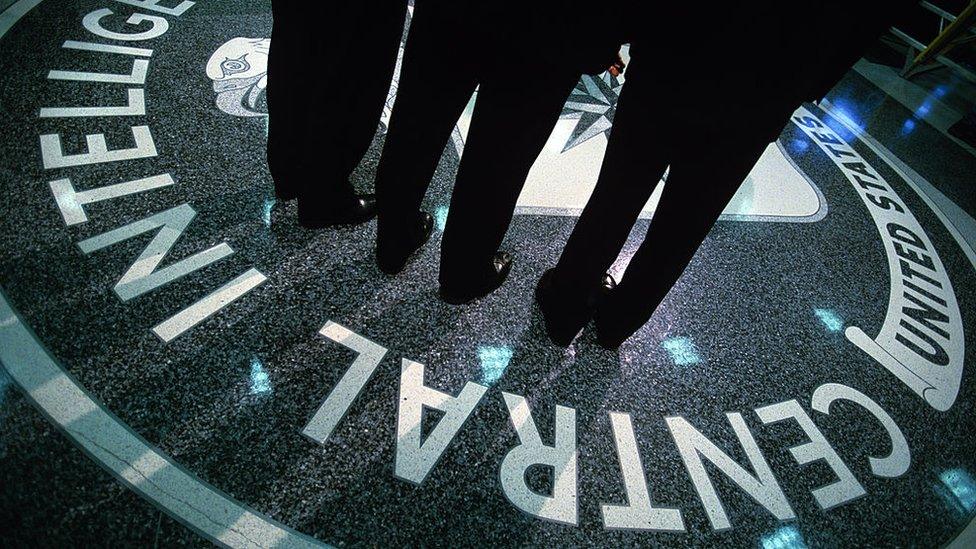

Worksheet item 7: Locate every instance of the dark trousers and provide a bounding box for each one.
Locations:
[551,63,771,341]
[374,2,580,285]
[266,1,407,205]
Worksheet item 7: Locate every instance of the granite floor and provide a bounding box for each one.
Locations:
[1,1,975,547]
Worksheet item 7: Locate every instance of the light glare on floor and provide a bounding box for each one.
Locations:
[250,357,272,395]
[760,525,807,549]
[661,337,701,366]
[262,198,276,227]
[939,468,976,514]
[790,138,810,153]
[901,118,917,135]
[825,98,866,138]
[813,308,844,332]
[478,345,513,385]
[435,205,449,232]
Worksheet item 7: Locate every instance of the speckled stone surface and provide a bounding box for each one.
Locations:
[1,1,975,547]
[827,58,976,219]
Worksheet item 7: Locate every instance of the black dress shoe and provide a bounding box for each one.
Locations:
[439,251,513,305]
[376,211,434,275]
[593,297,641,351]
[298,194,377,229]
[594,316,630,351]
[535,269,616,347]
[271,173,298,201]
[275,186,298,202]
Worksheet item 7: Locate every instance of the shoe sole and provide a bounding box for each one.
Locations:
[440,264,512,305]
[377,215,434,275]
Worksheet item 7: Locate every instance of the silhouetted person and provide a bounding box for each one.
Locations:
[266,1,407,228]
[374,0,620,304]
[536,1,912,348]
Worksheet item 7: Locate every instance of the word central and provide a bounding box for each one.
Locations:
[302,322,911,532]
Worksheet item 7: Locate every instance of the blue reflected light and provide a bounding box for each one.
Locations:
[478,345,513,386]
[760,525,807,549]
[825,99,866,140]
[661,337,701,366]
[249,357,272,395]
[901,119,916,136]
[899,85,950,137]
[814,308,844,332]
[262,198,276,227]
[434,205,449,232]
[790,138,810,154]
[914,102,932,118]
[938,468,976,515]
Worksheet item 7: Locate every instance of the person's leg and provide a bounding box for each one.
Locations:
[532,74,667,344]
[266,1,310,200]
[290,2,409,226]
[326,0,409,187]
[595,134,771,346]
[268,2,358,207]
[438,69,581,290]
[374,3,478,260]
[549,77,668,303]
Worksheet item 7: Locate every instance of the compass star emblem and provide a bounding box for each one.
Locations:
[560,71,623,152]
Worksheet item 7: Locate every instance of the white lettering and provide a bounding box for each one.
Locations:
[811,383,910,478]
[394,360,487,484]
[77,203,233,301]
[50,173,175,226]
[40,89,146,118]
[499,393,578,525]
[114,0,195,16]
[755,399,865,510]
[602,412,684,532]
[667,414,794,531]
[152,268,266,343]
[302,324,388,445]
[40,125,157,169]
[82,9,169,42]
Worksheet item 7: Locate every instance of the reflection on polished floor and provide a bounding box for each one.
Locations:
[1,0,976,547]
